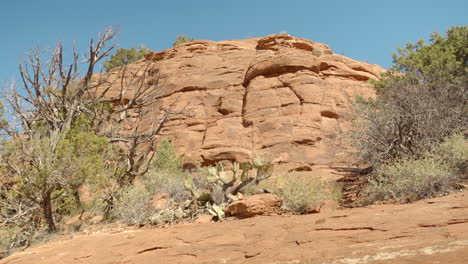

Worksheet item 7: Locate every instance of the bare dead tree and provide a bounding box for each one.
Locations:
[0,27,176,236]
[351,74,467,169]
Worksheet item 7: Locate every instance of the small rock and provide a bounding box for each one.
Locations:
[80,212,93,221]
[149,214,163,225]
[307,200,338,214]
[195,214,213,224]
[320,200,338,213]
[174,207,185,219]
[226,193,283,218]
[64,212,96,231]
[90,215,103,225]
[159,209,174,222]
[66,211,92,225]
[149,193,171,210]
[65,215,82,226]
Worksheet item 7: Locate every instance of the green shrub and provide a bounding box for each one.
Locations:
[262,174,340,214]
[152,138,183,172]
[113,183,155,225]
[364,133,467,204]
[0,228,11,254]
[143,170,190,202]
[103,45,152,72]
[112,169,189,225]
[352,26,467,169]
[0,120,115,234]
[365,156,456,203]
[435,133,468,176]
[173,35,195,47]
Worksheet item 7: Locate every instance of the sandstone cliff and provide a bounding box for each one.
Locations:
[99,35,384,171]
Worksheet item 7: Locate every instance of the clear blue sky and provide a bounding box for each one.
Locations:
[1,0,466,83]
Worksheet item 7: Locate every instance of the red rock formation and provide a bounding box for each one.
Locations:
[226,193,283,218]
[99,35,384,171]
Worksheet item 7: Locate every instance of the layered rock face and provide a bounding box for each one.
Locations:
[102,35,384,171]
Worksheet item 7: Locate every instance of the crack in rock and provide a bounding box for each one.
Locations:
[137,246,169,254]
[314,227,386,232]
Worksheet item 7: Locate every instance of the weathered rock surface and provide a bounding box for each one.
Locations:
[226,193,283,218]
[3,191,467,264]
[149,193,171,210]
[64,212,94,231]
[97,35,384,171]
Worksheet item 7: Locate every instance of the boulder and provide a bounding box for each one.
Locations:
[89,215,103,225]
[307,199,339,214]
[65,212,94,231]
[226,193,283,218]
[194,214,213,224]
[149,193,171,210]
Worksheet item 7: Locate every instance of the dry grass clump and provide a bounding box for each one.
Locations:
[365,156,455,203]
[112,170,188,225]
[261,173,341,214]
[364,134,467,204]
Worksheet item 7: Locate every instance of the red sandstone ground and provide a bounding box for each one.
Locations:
[2,190,467,264]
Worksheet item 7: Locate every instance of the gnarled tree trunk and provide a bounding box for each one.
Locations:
[41,190,56,233]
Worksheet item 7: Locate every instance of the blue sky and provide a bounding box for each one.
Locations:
[0,0,466,83]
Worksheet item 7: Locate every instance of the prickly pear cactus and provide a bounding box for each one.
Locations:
[207,204,225,220]
[180,157,273,220]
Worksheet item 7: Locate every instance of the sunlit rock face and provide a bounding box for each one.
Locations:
[99,35,384,171]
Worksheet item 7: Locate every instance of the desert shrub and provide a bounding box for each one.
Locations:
[112,169,189,225]
[352,26,467,169]
[0,119,115,233]
[262,174,340,214]
[311,49,322,56]
[173,35,195,46]
[103,45,152,72]
[0,229,8,257]
[391,26,467,84]
[435,133,468,176]
[365,156,456,203]
[152,138,183,173]
[0,29,172,254]
[143,170,190,202]
[352,75,466,168]
[364,134,467,204]
[113,183,153,225]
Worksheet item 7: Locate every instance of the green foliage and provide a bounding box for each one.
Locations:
[0,118,117,246]
[114,183,153,225]
[152,138,183,172]
[0,102,8,135]
[184,157,274,206]
[433,133,468,177]
[112,169,189,226]
[261,174,340,214]
[103,45,152,72]
[353,27,467,206]
[391,26,467,83]
[0,28,161,252]
[366,156,454,203]
[143,169,190,202]
[173,35,196,47]
[364,134,467,204]
[353,26,467,168]
[311,49,323,56]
